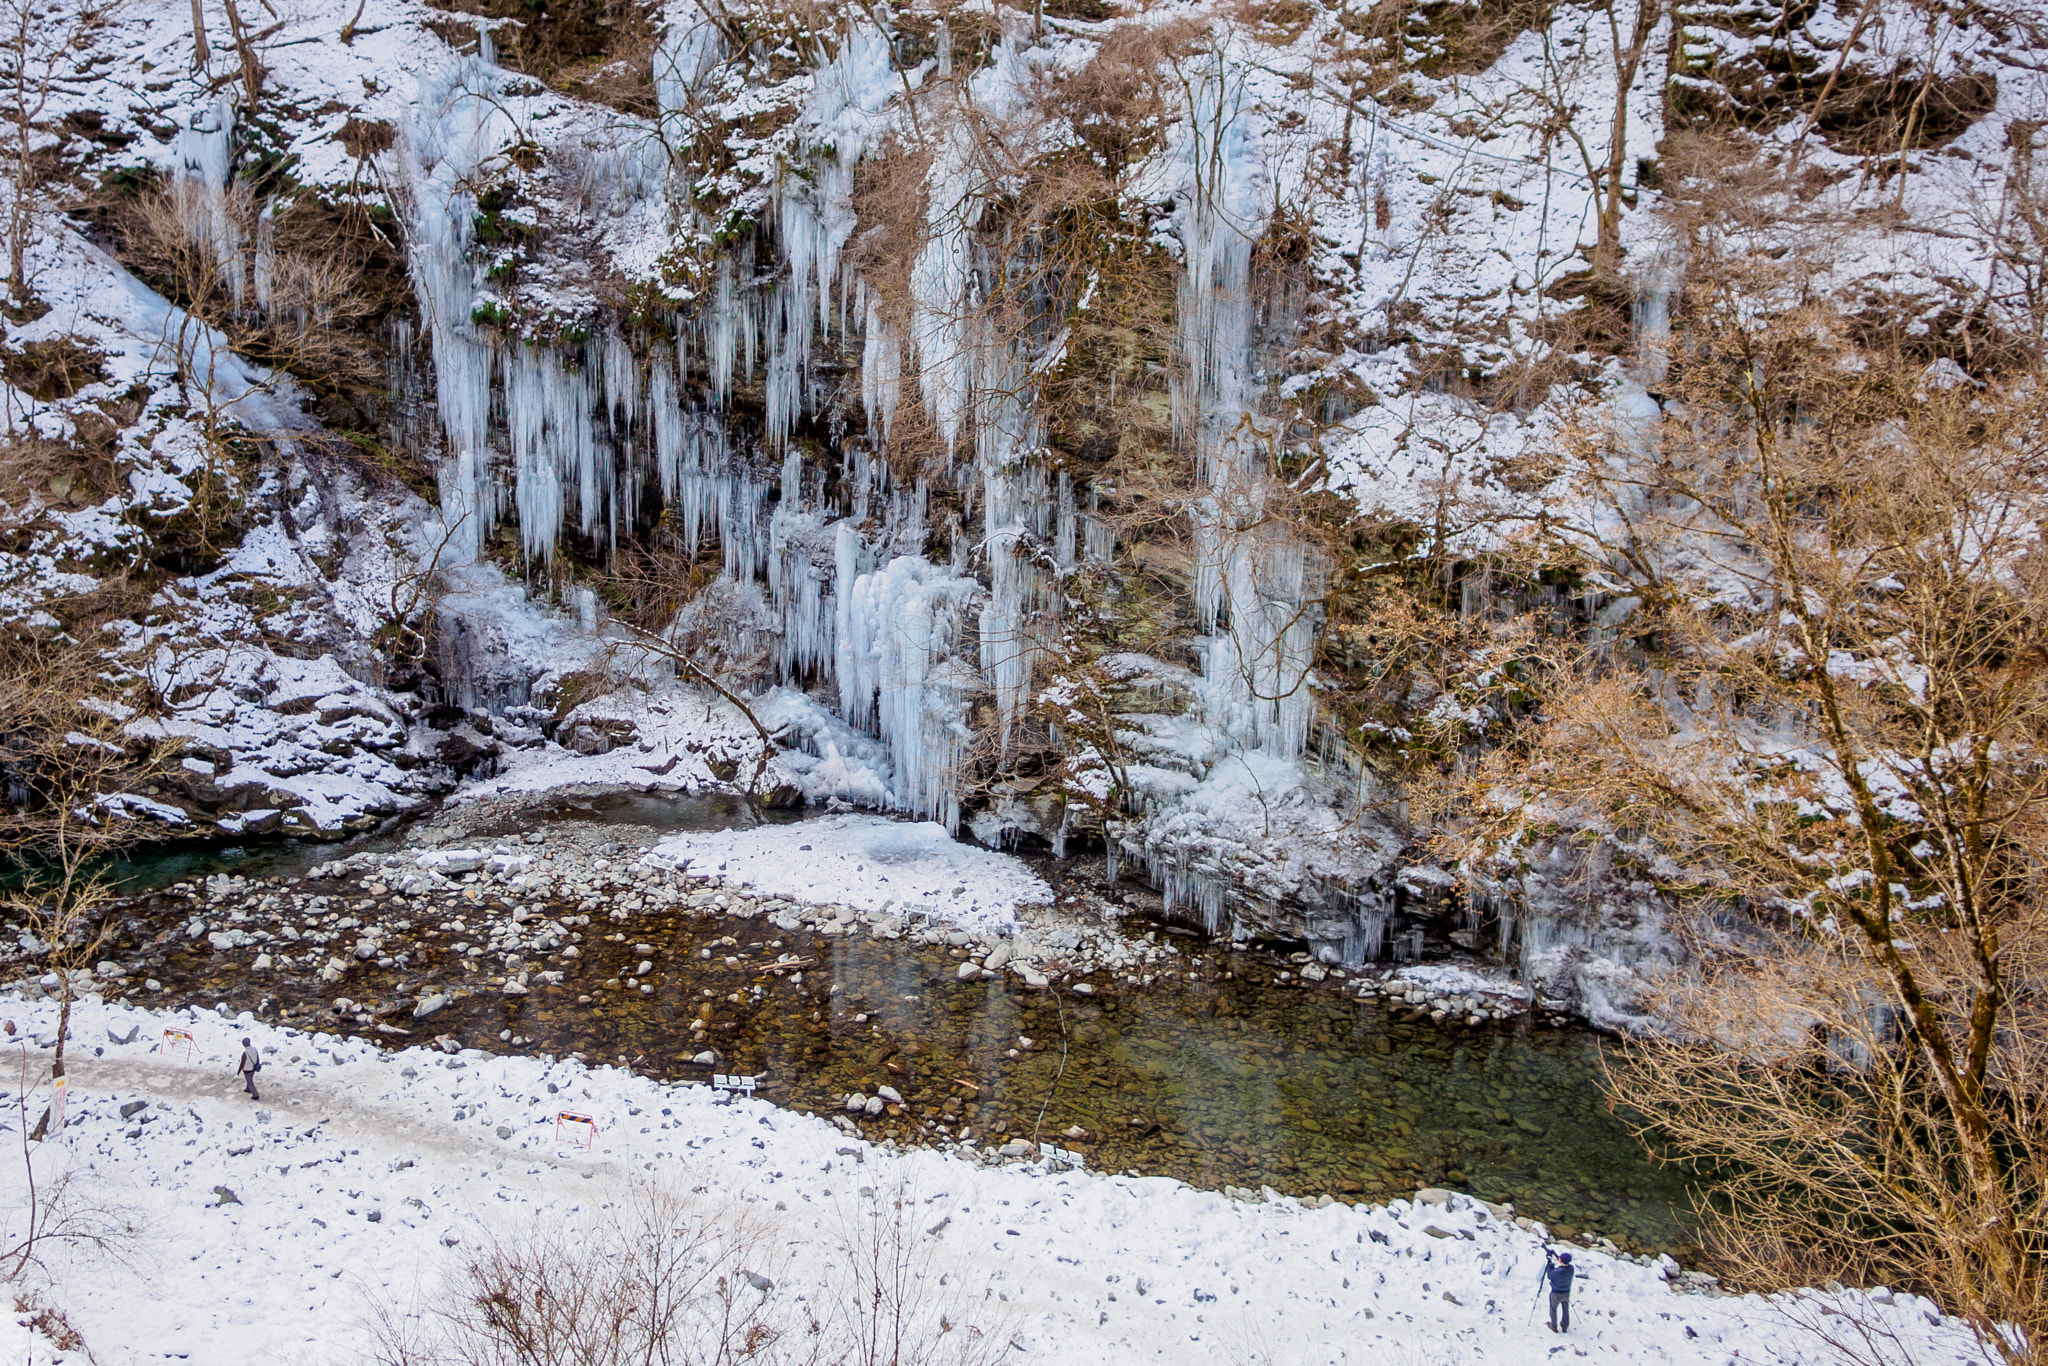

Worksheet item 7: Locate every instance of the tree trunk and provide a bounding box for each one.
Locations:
[190,0,210,71]
[221,0,262,107]
[1594,0,1662,275]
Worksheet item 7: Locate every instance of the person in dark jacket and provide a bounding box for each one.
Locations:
[237,1038,262,1100]
[1544,1249,1575,1332]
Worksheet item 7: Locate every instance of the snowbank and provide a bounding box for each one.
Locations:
[0,996,1987,1365]
[644,815,1053,932]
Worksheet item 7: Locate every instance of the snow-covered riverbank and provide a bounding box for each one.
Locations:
[0,995,1987,1365]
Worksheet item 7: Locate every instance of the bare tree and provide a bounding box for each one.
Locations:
[0,0,117,307]
[372,1184,792,1366]
[827,1177,1007,1366]
[120,173,384,552]
[1513,0,1664,279]
[1437,218,2048,1357]
[372,1177,1006,1366]
[0,643,172,1138]
[188,0,208,72]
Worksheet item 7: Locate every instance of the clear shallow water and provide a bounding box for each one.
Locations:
[9,827,407,894]
[125,860,1700,1258]
[469,790,809,835]
[53,792,799,895]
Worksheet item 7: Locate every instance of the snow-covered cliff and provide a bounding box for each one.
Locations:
[2,0,2039,1012]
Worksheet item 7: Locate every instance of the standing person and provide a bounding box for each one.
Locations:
[237,1037,262,1100]
[1543,1248,1575,1332]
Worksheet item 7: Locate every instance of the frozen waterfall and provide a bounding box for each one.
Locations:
[1175,55,1321,763]
[388,23,1320,844]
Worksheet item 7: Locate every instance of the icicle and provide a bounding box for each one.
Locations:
[763,277,807,450]
[1146,845,1228,935]
[504,346,607,562]
[834,521,866,724]
[861,296,901,445]
[837,554,982,831]
[787,26,891,321]
[396,49,516,563]
[1169,50,1322,764]
[649,345,683,501]
[173,96,243,309]
[251,200,277,312]
[654,4,727,154]
[603,327,639,431]
[976,379,1049,749]
[706,265,733,404]
[1082,514,1114,564]
[1055,472,1076,568]
[910,133,981,458]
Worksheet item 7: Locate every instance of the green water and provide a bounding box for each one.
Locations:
[39,791,794,895]
[3,829,400,895]
[467,790,808,837]
[128,883,1700,1257]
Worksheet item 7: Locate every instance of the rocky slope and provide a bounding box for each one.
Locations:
[2,0,2039,1019]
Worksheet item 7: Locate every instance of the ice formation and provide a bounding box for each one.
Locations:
[386,20,1331,867]
[397,36,509,564]
[1174,55,1320,764]
[171,97,243,307]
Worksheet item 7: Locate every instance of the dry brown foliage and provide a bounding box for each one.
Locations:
[1425,195,2048,1357]
[427,0,661,115]
[0,639,172,1110]
[372,1178,1008,1366]
[0,0,120,308]
[121,182,385,394]
[113,179,391,551]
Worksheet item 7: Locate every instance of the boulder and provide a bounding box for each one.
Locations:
[435,732,497,776]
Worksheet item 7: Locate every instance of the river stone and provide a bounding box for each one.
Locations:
[877,1085,904,1105]
[984,943,1013,971]
[955,962,979,981]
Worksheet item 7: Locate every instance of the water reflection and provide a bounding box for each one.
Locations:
[144,892,1697,1257]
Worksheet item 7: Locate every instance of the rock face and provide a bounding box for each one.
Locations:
[15,0,2014,1013]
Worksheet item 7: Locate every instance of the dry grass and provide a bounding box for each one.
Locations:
[1418,199,2048,1357]
[370,1178,1009,1366]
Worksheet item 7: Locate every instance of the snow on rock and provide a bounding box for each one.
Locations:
[0,994,1993,1365]
[645,815,1052,932]
[0,216,475,835]
[9,0,2040,1006]
[1389,964,1535,1004]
